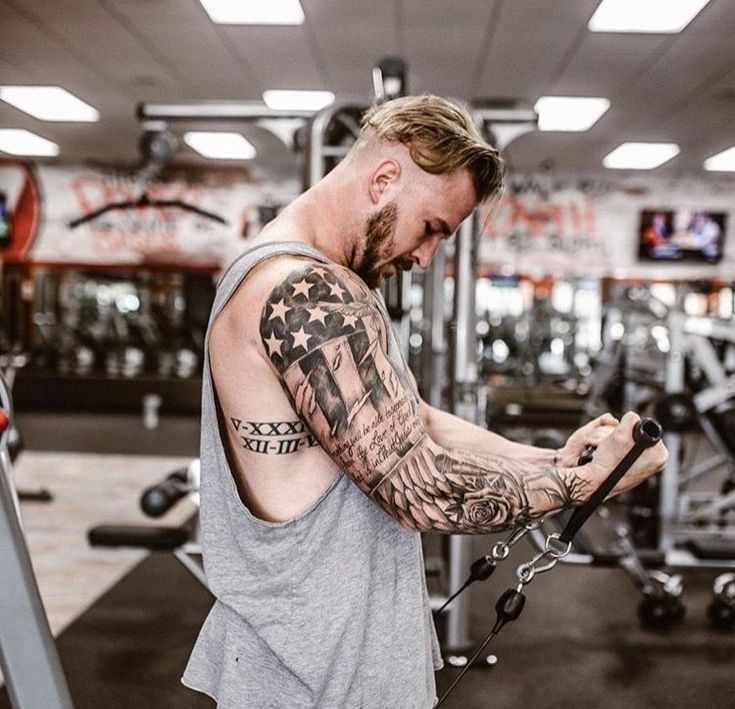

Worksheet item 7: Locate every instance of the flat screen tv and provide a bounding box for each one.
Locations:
[639,209,727,263]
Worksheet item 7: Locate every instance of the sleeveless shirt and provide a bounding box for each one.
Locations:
[182,242,442,708]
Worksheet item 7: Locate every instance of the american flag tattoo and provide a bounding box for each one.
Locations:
[260,264,405,437]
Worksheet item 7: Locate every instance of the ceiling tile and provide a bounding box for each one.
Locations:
[0,0,732,171]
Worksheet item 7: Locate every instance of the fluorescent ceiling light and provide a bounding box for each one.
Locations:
[140,102,315,119]
[0,129,59,156]
[263,90,335,111]
[603,142,680,170]
[534,96,610,131]
[704,146,735,172]
[184,132,256,159]
[588,0,711,33]
[0,86,99,122]
[199,0,304,25]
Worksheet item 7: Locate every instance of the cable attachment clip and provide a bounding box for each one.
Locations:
[515,532,572,588]
[489,523,537,563]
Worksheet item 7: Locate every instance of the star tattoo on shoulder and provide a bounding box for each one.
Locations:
[259,263,379,374]
[263,332,283,358]
[308,306,328,325]
[291,327,311,351]
[291,279,312,298]
[328,281,345,300]
[269,299,290,323]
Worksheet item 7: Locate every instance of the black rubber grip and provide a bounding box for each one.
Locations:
[634,418,663,447]
[88,524,190,550]
[140,469,189,518]
[496,588,526,623]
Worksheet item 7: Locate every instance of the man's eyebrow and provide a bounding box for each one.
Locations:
[437,219,451,236]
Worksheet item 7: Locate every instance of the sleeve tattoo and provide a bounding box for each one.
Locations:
[260,263,595,533]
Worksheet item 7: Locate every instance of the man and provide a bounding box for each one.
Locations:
[182,95,668,708]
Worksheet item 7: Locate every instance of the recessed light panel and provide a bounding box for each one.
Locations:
[588,0,711,33]
[184,132,256,160]
[262,90,335,111]
[0,129,59,156]
[0,86,99,122]
[704,146,735,172]
[199,0,304,25]
[603,142,680,169]
[534,96,610,131]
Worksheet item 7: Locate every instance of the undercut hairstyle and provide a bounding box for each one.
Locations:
[359,95,506,203]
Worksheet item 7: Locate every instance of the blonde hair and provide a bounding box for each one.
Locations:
[359,95,505,203]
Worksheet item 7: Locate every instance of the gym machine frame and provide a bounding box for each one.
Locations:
[0,372,74,708]
[88,460,205,586]
[411,105,537,654]
[659,309,735,559]
[539,289,735,628]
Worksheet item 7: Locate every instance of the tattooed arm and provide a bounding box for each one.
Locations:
[260,262,667,534]
[405,367,617,466]
[419,403,619,469]
[420,402,555,463]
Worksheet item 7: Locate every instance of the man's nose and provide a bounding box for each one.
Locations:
[411,236,441,269]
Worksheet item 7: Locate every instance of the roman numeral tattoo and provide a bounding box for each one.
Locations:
[258,263,594,533]
[229,417,318,455]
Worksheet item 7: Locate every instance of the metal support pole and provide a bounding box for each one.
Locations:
[444,215,479,651]
[450,217,479,400]
[0,374,73,709]
[396,271,412,358]
[659,311,685,553]
[421,243,447,408]
[307,101,364,188]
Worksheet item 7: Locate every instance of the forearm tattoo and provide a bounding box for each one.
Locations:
[260,263,594,533]
[376,446,593,533]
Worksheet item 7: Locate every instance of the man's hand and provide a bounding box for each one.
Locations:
[558,413,619,468]
[586,412,669,496]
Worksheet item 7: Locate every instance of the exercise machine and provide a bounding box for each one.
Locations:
[88,459,205,587]
[435,419,663,705]
[0,371,73,708]
[550,284,735,629]
[0,347,52,501]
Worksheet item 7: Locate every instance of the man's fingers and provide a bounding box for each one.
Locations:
[619,411,641,429]
[581,412,619,435]
[585,424,616,446]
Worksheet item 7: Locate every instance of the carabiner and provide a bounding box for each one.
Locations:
[544,532,572,559]
[490,523,536,562]
[516,550,559,586]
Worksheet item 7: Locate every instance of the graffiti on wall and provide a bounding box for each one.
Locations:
[69,173,212,259]
[30,166,299,267]
[478,174,733,278]
[480,176,608,274]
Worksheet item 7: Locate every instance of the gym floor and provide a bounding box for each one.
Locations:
[1,412,733,708]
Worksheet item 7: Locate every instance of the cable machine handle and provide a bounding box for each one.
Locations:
[559,418,662,545]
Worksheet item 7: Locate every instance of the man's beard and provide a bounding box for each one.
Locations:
[355,201,404,289]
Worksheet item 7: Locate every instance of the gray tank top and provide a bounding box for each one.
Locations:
[182,241,442,708]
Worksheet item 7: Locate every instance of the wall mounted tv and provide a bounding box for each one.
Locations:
[639,209,727,263]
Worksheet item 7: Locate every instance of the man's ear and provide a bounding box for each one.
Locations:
[368,158,401,205]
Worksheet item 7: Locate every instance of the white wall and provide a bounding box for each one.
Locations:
[480,172,735,280]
